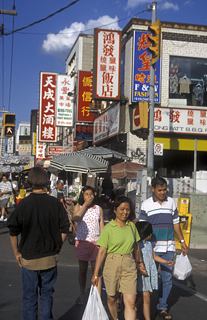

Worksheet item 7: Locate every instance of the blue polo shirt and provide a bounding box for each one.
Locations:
[139,196,179,253]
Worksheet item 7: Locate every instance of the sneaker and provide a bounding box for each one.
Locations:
[3,217,7,222]
[0,216,4,222]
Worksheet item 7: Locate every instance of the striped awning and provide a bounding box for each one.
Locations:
[49,152,108,174]
[79,146,129,161]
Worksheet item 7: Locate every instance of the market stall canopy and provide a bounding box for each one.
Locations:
[79,146,129,161]
[49,152,108,174]
[0,156,34,173]
[111,161,143,179]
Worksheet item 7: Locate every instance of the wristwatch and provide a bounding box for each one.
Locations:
[180,239,185,244]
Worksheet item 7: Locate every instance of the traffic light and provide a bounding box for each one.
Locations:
[148,19,161,65]
[4,126,15,137]
[3,113,16,137]
[3,113,16,125]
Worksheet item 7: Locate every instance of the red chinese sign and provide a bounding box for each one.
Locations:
[39,72,57,142]
[77,71,96,122]
[94,29,121,100]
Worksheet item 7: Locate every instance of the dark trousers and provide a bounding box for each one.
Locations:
[21,266,57,320]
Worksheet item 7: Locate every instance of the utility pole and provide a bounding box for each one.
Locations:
[147,1,157,176]
[0,9,17,16]
[0,7,17,35]
[0,8,17,155]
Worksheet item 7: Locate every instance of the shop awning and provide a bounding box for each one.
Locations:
[49,152,108,174]
[111,161,143,179]
[79,146,129,161]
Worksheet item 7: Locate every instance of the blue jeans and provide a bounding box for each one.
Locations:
[21,266,57,320]
[156,251,175,311]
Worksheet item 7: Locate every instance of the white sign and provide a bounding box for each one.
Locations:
[56,74,74,127]
[94,29,121,100]
[93,104,120,143]
[7,137,14,154]
[154,107,207,135]
[154,143,163,156]
[36,141,46,160]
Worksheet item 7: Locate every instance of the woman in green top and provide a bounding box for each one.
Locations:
[92,196,144,320]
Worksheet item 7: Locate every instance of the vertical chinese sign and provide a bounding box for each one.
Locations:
[94,29,121,100]
[39,72,57,142]
[77,71,95,122]
[56,74,74,127]
[132,31,160,103]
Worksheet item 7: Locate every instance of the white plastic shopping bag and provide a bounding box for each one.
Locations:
[173,253,192,280]
[82,285,109,320]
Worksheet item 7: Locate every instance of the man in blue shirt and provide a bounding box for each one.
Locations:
[139,176,188,320]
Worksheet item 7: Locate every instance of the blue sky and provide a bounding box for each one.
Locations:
[0,0,207,124]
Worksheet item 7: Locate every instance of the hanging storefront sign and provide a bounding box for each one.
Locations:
[77,71,96,122]
[7,137,14,154]
[36,141,46,160]
[39,72,57,142]
[47,146,73,155]
[154,107,207,135]
[56,74,74,127]
[32,132,36,156]
[132,31,160,103]
[75,124,93,141]
[93,104,120,143]
[94,29,121,100]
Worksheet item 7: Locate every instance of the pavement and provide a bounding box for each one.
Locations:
[0,221,207,319]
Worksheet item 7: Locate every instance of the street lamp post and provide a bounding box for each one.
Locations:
[147,0,157,177]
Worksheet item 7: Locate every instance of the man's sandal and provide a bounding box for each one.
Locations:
[159,310,172,320]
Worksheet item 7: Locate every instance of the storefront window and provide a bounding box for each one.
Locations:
[169,56,207,107]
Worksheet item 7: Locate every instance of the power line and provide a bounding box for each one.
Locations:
[4,0,80,36]
[8,0,16,110]
[4,8,150,37]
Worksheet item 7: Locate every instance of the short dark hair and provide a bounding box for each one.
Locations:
[151,176,167,188]
[1,174,8,180]
[113,195,132,210]
[135,221,153,241]
[78,185,96,205]
[112,195,135,220]
[28,167,49,189]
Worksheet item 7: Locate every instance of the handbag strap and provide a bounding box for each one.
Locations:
[129,222,136,244]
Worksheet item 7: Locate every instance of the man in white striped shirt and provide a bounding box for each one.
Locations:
[139,176,188,320]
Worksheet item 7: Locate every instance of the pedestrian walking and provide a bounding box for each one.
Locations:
[139,176,188,320]
[72,185,104,304]
[0,174,12,222]
[136,221,174,320]
[7,166,69,320]
[92,196,142,320]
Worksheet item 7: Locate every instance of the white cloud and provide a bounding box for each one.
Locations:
[127,0,179,11]
[160,1,179,11]
[42,15,120,53]
[127,0,149,8]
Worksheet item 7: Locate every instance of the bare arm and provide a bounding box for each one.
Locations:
[91,246,107,286]
[134,242,148,276]
[61,233,68,242]
[10,235,22,267]
[153,252,174,266]
[174,223,188,255]
[99,207,104,232]
[72,202,90,221]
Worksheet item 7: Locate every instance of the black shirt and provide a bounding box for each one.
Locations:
[7,193,69,260]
